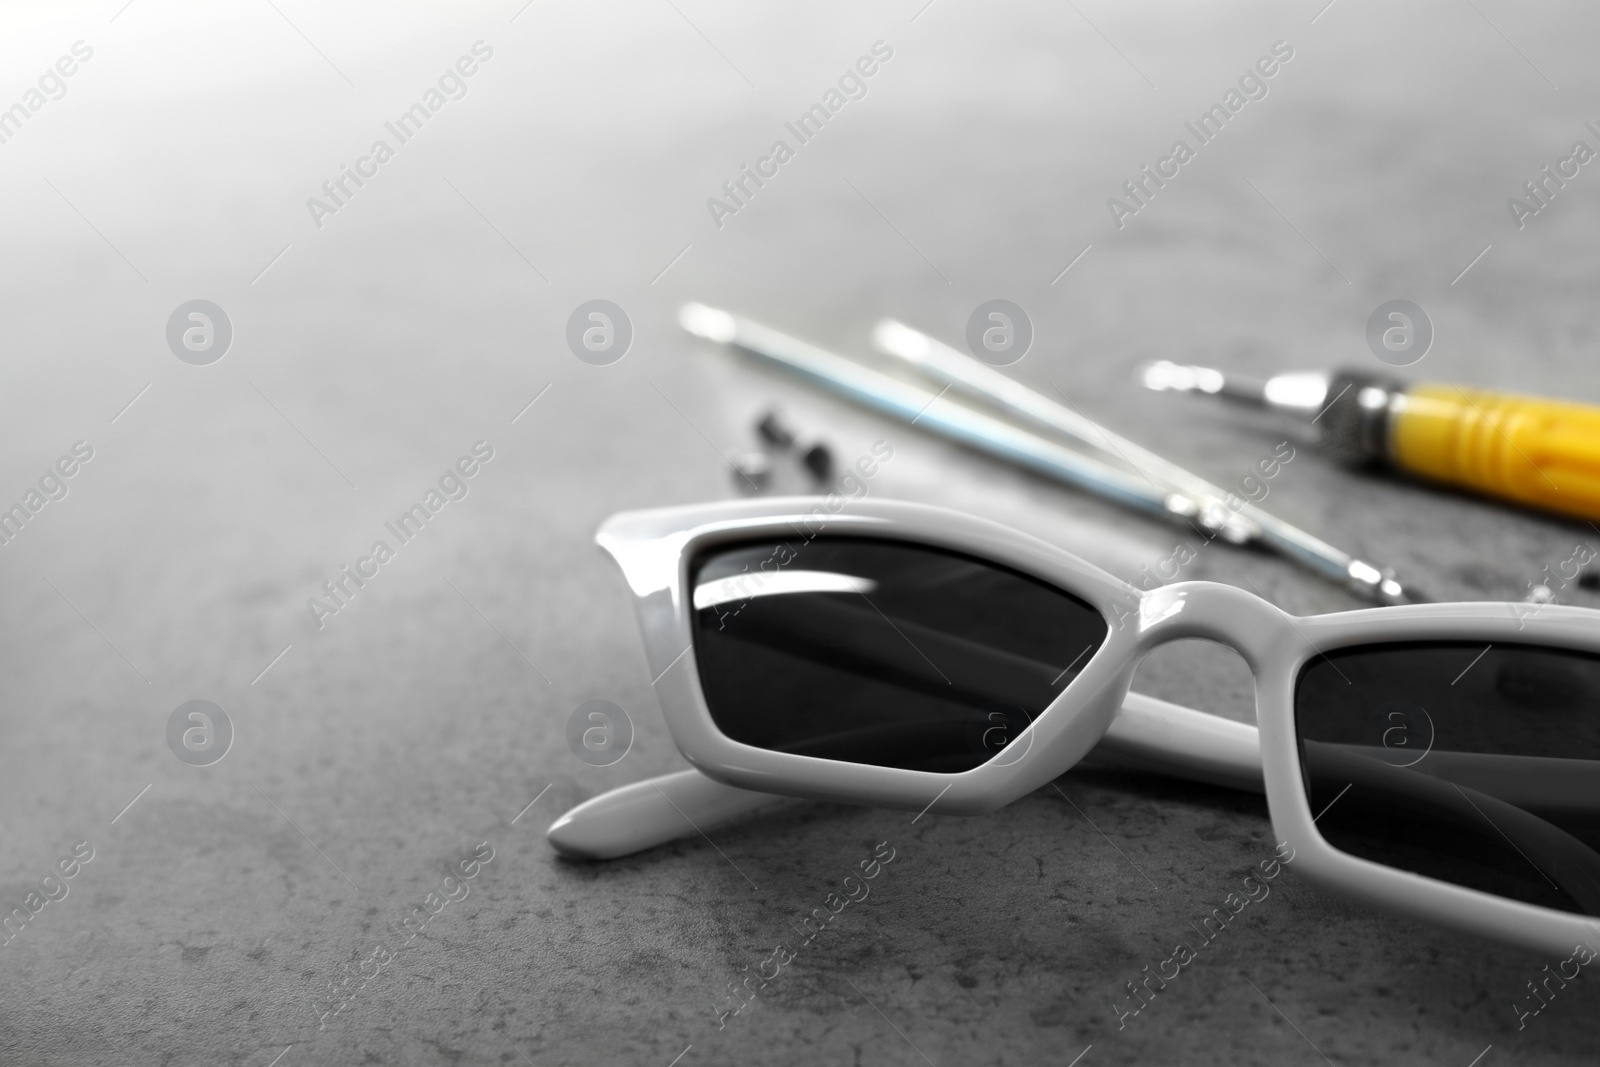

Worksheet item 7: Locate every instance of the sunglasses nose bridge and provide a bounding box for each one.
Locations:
[1131,580,1286,672]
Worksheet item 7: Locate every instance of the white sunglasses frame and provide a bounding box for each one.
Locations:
[584,495,1600,957]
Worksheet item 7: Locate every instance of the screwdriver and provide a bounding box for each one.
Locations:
[871,320,1417,603]
[1140,362,1600,524]
[680,303,1421,605]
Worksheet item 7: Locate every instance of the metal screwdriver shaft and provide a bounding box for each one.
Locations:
[680,304,1421,605]
[875,323,1417,604]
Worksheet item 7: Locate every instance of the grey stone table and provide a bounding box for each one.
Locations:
[0,1,1596,1063]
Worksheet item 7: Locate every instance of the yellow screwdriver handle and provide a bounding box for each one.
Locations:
[1389,383,1600,522]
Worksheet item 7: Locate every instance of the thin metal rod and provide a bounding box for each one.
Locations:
[876,320,1247,512]
[872,320,1418,605]
[681,304,1203,529]
[679,304,1419,605]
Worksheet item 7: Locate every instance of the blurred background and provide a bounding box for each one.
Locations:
[1,0,1597,1063]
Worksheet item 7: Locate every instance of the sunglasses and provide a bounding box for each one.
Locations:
[549,497,1600,956]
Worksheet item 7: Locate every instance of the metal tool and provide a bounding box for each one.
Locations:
[681,303,1193,522]
[680,303,1421,605]
[871,321,1414,604]
[1141,361,1600,525]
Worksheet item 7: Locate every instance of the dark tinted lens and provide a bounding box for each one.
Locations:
[1296,642,1600,915]
[690,537,1108,772]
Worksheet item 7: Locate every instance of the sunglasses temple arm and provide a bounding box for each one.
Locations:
[546,767,786,860]
[546,692,1264,860]
[1093,691,1263,794]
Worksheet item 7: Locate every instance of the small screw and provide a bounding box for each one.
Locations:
[801,442,834,483]
[756,410,795,449]
[753,408,833,484]
[730,451,771,492]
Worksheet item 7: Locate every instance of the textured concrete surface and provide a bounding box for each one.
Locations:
[0,1,1597,1064]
